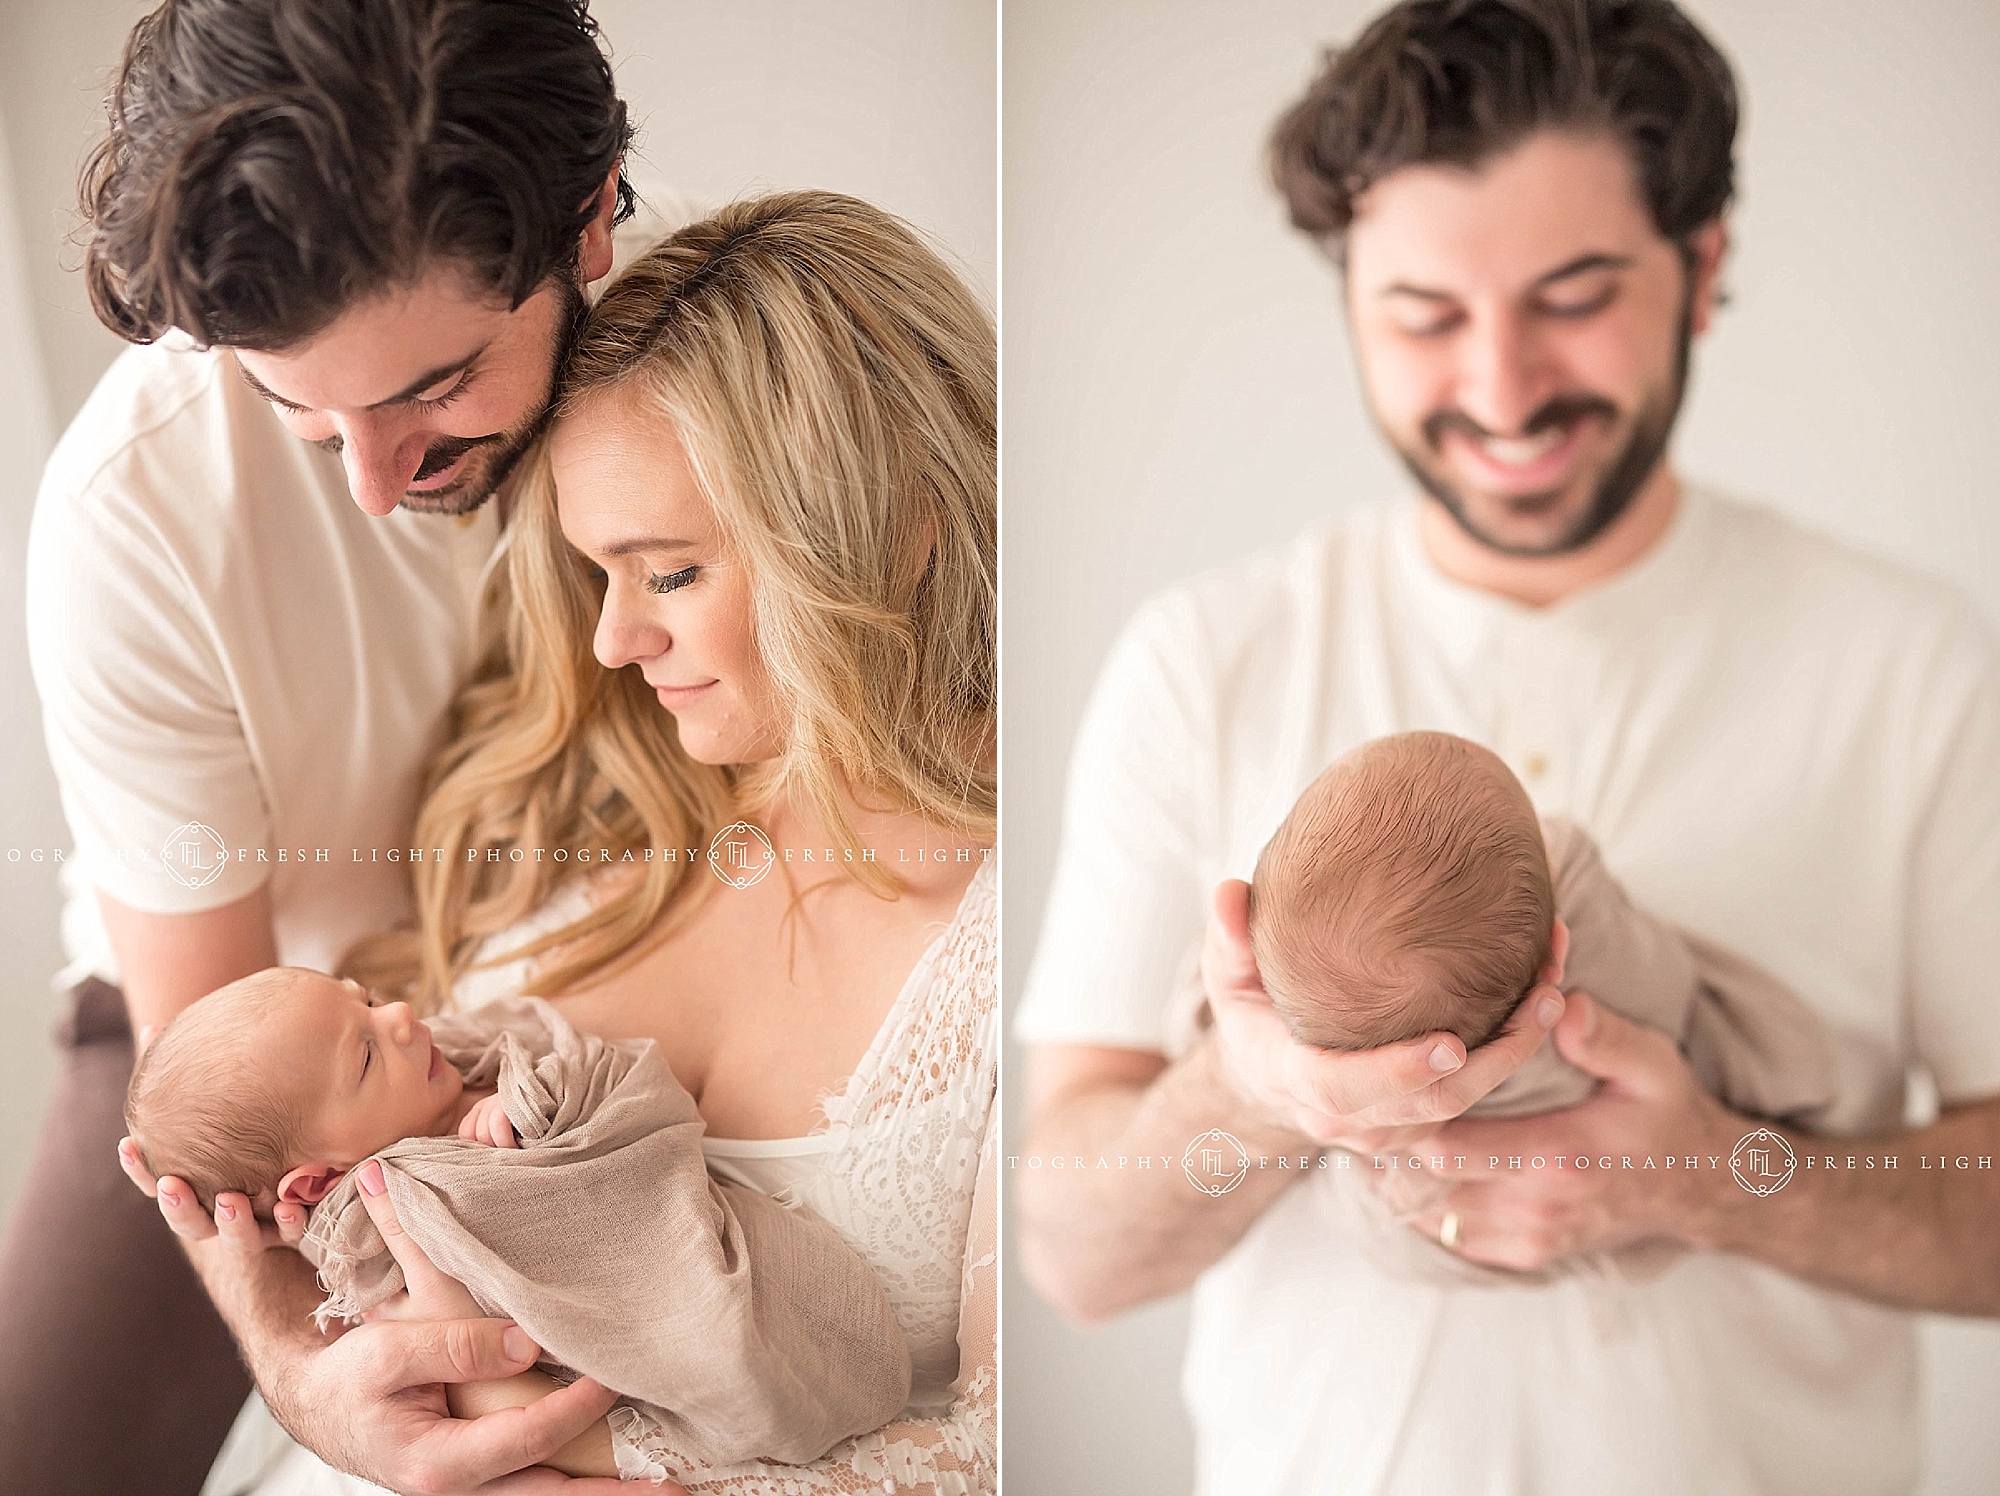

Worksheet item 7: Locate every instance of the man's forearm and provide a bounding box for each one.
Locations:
[184,1238,335,1416]
[1692,1098,2000,1316]
[1018,1034,1319,1320]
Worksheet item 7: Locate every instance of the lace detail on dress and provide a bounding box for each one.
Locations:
[607,1402,682,1484]
[681,1116,998,1495]
[682,858,998,1494]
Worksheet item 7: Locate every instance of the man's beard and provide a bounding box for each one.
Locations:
[395,276,591,517]
[1387,291,1694,559]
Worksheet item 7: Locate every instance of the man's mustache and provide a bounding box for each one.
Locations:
[310,429,505,483]
[410,432,502,482]
[1422,393,1620,451]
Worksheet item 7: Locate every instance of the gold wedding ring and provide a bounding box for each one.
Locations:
[1439,1210,1462,1252]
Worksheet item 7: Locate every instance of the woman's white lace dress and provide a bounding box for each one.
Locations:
[223,857,995,1496]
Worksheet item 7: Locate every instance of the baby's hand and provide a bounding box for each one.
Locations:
[457,1094,519,1149]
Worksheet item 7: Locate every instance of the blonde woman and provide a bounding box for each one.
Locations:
[251,191,995,1494]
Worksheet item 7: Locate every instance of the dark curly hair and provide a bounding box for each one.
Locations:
[1270,0,1737,258]
[80,0,635,349]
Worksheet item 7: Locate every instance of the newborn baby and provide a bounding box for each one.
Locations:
[125,970,910,1482]
[1247,730,1842,1287]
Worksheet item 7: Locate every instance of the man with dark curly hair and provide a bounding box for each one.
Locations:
[1019,3,2000,1492]
[1,4,673,1492]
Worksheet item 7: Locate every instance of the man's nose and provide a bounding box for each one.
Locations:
[335,419,429,517]
[1453,310,1553,436]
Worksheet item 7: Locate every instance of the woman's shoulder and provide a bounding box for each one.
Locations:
[826,856,997,1135]
[931,856,997,1012]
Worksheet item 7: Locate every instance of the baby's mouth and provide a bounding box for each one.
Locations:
[427,1042,442,1080]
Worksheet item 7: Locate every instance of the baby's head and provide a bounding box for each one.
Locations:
[1248,732,1555,1051]
[125,967,463,1216]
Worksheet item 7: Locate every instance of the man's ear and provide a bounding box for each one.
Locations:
[1687,217,1730,337]
[576,165,623,286]
[276,1162,347,1208]
[1543,917,1571,990]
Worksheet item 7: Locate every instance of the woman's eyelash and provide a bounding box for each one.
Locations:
[645,565,699,595]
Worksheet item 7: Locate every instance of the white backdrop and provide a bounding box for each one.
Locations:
[1001,0,2000,1491]
[0,0,996,1219]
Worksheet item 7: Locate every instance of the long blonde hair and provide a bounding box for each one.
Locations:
[351,191,996,1011]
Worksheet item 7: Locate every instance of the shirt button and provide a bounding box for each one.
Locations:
[1522,751,1549,781]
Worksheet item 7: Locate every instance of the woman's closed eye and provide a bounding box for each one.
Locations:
[645,564,699,595]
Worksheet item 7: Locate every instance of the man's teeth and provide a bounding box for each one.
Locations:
[1477,428,1567,466]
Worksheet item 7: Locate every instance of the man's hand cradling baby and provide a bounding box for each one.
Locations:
[458,1095,520,1150]
[1202,878,1566,1146]
[122,1030,294,1248]
[116,1136,309,1251]
[353,1160,661,1492]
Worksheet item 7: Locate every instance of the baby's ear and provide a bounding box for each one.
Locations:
[276,1162,347,1207]
[1542,918,1571,989]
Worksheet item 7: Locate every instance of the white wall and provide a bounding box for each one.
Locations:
[0,0,995,1216]
[0,94,67,1231]
[1001,0,2000,1492]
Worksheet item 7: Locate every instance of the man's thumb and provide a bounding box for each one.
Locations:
[1212,878,1251,944]
[1552,990,1667,1089]
[418,1318,541,1385]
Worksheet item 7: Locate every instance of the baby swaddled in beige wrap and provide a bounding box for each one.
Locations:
[125,973,910,1482]
[1246,731,1844,1290]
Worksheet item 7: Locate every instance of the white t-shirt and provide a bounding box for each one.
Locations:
[1015,487,2000,1496]
[26,202,683,988]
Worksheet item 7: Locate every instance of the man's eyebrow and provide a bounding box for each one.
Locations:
[233,359,308,411]
[1378,281,1457,303]
[599,536,697,558]
[1530,252,1634,288]
[1377,253,1635,302]
[233,346,488,413]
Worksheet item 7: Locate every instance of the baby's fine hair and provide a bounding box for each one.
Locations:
[1248,732,1553,1050]
[124,967,309,1214]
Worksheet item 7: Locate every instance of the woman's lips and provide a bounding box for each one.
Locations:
[653,680,717,710]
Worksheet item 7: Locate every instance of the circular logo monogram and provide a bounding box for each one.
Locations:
[1182,1128,1250,1196]
[160,821,230,890]
[707,820,776,889]
[1729,1127,1797,1195]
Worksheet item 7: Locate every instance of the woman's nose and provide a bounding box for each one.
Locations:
[594,585,669,671]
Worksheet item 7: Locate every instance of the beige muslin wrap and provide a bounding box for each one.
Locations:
[300,997,911,1470]
[1326,816,1849,1288]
